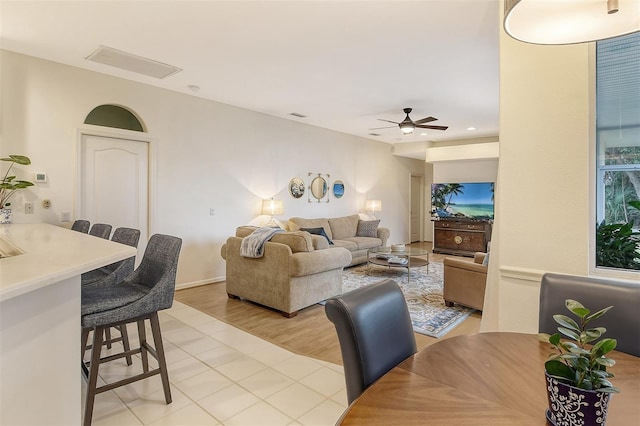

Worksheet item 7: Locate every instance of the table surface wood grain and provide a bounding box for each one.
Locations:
[339,332,640,425]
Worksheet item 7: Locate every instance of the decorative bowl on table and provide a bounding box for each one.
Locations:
[391,244,405,252]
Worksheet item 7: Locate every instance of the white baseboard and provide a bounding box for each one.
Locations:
[176,276,225,291]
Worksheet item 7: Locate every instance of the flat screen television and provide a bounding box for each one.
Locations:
[431,182,494,221]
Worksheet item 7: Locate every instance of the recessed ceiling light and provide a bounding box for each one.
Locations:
[467,127,476,131]
[420,132,428,136]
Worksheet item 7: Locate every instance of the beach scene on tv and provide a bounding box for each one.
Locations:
[431,182,495,220]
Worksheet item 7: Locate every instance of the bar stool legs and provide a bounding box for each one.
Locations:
[82,313,171,426]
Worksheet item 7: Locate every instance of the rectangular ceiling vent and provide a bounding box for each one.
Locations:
[369,133,381,136]
[289,112,307,118]
[86,46,182,79]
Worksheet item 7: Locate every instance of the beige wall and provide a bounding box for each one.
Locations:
[482,6,592,332]
[1,50,427,288]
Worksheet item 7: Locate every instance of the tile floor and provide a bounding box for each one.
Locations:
[87,301,347,425]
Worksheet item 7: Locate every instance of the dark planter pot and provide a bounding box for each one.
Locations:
[545,372,611,426]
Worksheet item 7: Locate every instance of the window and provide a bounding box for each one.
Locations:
[595,32,640,271]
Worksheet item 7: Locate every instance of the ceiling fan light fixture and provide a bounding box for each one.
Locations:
[503,0,640,45]
[400,122,415,134]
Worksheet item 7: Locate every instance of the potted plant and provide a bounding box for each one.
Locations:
[0,155,34,223]
[540,299,619,425]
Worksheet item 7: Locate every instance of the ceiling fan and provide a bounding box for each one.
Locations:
[371,108,448,134]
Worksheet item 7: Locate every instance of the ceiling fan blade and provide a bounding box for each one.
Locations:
[377,119,400,125]
[416,124,448,131]
[414,116,437,124]
[369,125,397,130]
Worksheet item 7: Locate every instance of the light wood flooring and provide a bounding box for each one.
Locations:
[175,244,481,365]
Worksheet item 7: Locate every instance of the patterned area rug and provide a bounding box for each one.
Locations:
[342,262,474,338]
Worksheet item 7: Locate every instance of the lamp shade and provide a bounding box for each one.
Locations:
[365,199,382,212]
[504,0,640,45]
[261,199,283,216]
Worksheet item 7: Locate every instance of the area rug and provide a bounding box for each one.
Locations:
[342,262,474,338]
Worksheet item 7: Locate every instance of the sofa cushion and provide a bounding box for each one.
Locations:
[332,239,358,252]
[342,236,383,250]
[236,226,258,238]
[235,226,313,253]
[289,217,333,240]
[271,232,314,253]
[300,227,334,244]
[328,214,360,240]
[309,234,330,250]
[356,219,380,238]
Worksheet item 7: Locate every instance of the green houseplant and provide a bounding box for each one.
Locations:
[0,155,34,223]
[540,299,619,425]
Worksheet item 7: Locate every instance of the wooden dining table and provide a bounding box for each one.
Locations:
[339,332,640,425]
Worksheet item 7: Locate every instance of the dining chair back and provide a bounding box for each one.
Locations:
[82,227,141,287]
[71,219,90,233]
[539,272,640,357]
[325,279,417,404]
[89,223,112,239]
[81,234,182,426]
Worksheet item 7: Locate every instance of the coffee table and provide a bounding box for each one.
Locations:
[367,247,429,282]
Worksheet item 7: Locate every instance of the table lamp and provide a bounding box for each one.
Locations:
[365,199,382,219]
[261,198,284,227]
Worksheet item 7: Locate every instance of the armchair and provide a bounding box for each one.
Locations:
[443,253,487,311]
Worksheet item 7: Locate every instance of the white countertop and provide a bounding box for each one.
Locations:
[0,223,137,302]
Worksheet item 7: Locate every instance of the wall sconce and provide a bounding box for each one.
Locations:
[365,199,382,219]
[503,0,640,45]
[261,198,284,227]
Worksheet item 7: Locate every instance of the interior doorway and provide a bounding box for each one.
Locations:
[79,132,150,258]
[410,175,423,242]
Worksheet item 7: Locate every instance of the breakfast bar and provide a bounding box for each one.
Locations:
[0,223,137,425]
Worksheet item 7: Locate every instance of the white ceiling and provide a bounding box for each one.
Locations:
[1,0,500,159]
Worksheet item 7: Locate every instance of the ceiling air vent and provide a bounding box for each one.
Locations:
[86,46,182,79]
[289,112,307,118]
[369,133,381,136]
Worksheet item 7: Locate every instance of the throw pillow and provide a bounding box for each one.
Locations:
[356,219,380,238]
[300,227,334,245]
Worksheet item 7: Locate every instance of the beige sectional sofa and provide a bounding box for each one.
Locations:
[220,215,389,317]
[288,214,390,266]
[221,226,352,317]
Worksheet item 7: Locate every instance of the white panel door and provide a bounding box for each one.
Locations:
[410,175,422,243]
[80,134,149,256]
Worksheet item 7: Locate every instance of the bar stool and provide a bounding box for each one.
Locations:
[88,223,112,239]
[71,220,90,233]
[81,234,182,426]
[82,227,141,363]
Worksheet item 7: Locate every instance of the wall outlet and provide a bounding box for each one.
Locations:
[210,208,215,216]
[25,202,34,214]
[61,211,71,222]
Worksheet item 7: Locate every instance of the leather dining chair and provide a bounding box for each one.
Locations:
[325,279,417,404]
[71,219,90,233]
[88,223,112,239]
[539,272,640,357]
[80,234,182,426]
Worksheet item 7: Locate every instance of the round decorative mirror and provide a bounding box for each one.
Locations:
[333,180,345,198]
[310,176,328,200]
[289,177,305,199]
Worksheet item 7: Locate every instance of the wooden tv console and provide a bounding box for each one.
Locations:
[433,220,492,257]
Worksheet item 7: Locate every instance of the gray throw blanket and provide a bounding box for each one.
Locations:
[240,227,284,258]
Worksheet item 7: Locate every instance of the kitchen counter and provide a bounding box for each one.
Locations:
[0,223,135,301]
[0,223,137,425]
